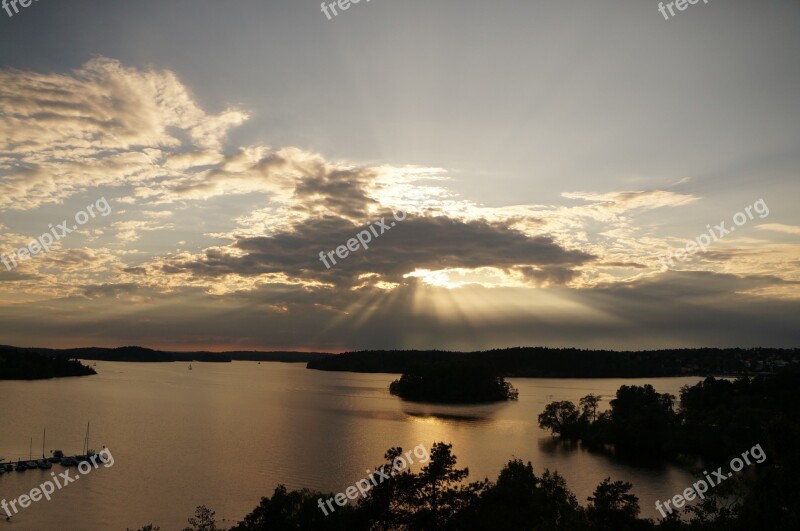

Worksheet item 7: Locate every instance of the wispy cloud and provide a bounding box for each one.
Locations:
[756,223,800,235]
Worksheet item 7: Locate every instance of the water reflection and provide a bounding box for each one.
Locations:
[0,363,705,528]
[404,411,492,423]
[400,401,510,424]
[538,437,672,471]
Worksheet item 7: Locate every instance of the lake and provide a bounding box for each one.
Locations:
[0,362,704,530]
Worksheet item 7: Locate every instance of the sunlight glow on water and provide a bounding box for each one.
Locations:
[0,362,704,529]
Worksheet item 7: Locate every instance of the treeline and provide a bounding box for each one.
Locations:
[0,345,331,363]
[132,442,643,531]
[224,351,331,363]
[307,347,798,378]
[389,363,519,403]
[537,365,800,462]
[0,346,96,380]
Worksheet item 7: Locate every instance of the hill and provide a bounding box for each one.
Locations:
[0,346,96,380]
[306,347,799,378]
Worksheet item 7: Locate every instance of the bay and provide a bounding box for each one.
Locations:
[0,362,703,530]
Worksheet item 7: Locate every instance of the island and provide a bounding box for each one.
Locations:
[389,363,519,403]
[0,346,96,380]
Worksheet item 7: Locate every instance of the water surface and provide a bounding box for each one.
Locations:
[0,362,703,530]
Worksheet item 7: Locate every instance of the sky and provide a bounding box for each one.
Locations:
[0,0,798,351]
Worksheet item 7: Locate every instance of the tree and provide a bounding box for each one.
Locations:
[538,401,581,438]
[537,469,587,530]
[586,478,647,531]
[406,442,487,530]
[609,385,677,452]
[469,459,538,529]
[230,485,357,530]
[580,394,601,423]
[183,505,218,531]
[356,447,416,530]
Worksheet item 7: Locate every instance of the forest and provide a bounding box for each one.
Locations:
[307,347,798,378]
[0,346,96,380]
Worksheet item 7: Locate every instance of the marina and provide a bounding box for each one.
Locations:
[0,422,104,475]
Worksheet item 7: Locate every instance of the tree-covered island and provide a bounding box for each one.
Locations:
[389,363,519,403]
[0,346,96,380]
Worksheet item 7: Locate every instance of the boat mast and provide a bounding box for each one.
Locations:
[42,428,46,459]
[83,421,90,454]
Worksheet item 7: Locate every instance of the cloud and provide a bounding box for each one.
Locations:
[0,270,798,351]
[164,150,226,170]
[154,215,594,290]
[1,58,797,350]
[756,223,800,235]
[561,190,699,212]
[111,219,175,242]
[0,57,247,210]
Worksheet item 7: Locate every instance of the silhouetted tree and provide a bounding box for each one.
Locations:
[466,460,588,531]
[580,394,601,423]
[609,385,677,452]
[538,401,580,438]
[355,447,416,530]
[404,442,487,530]
[183,505,218,531]
[586,478,649,531]
[229,485,356,530]
[537,469,588,530]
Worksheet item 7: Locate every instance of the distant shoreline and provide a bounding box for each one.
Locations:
[306,347,799,379]
[2,345,797,380]
[0,345,331,364]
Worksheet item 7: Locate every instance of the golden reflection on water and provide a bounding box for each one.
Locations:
[0,362,705,529]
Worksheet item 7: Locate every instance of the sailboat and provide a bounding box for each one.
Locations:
[25,437,37,468]
[76,421,96,464]
[50,449,64,464]
[39,428,52,469]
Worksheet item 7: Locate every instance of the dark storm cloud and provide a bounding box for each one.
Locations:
[160,214,595,287]
[81,282,140,299]
[517,265,581,286]
[0,270,39,282]
[293,167,378,220]
[599,262,649,269]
